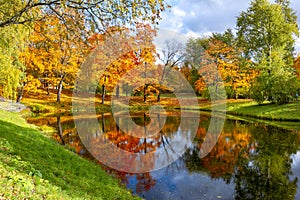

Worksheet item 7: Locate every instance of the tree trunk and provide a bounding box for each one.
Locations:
[101,84,106,104]
[157,90,161,102]
[144,62,147,103]
[143,113,147,153]
[101,113,105,133]
[116,85,120,99]
[45,81,50,95]
[16,84,24,103]
[57,77,64,103]
[116,116,120,132]
[215,84,218,99]
[143,85,147,103]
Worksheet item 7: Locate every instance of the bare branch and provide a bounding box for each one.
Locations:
[158,40,185,81]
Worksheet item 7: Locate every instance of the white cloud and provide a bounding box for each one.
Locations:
[295,38,300,55]
[154,29,188,51]
[185,30,201,39]
[173,6,186,17]
[159,0,300,53]
[202,31,213,38]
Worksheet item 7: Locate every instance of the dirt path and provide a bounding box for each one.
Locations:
[0,97,27,112]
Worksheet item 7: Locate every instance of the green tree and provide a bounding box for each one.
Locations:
[237,0,299,104]
[237,0,298,63]
[0,24,29,100]
[250,47,297,104]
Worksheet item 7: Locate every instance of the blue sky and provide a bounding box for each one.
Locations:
[157,0,300,52]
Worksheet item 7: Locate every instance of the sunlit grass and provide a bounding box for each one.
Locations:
[0,110,140,199]
[223,99,300,121]
[20,89,300,121]
[22,89,111,115]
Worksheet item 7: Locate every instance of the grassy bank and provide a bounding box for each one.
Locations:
[0,110,139,200]
[198,99,300,121]
[216,100,300,122]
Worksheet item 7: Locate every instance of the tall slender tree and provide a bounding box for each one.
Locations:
[157,40,185,102]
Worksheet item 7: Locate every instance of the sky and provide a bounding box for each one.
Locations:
[156,0,300,52]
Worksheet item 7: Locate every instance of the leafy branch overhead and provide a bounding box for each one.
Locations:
[0,0,169,32]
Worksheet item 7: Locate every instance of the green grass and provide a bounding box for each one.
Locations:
[224,113,300,131]
[225,100,300,121]
[21,89,300,122]
[0,110,140,200]
[198,99,300,122]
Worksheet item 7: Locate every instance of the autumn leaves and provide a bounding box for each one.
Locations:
[0,0,169,102]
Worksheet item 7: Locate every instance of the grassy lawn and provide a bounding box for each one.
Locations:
[20,89,300,122]
[21,89,112,115]
[0,110,140,200]
[21,89,201,115]
[223,100,300,121]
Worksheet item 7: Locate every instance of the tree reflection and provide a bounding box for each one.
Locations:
[99,112,183,193]
[56,116,65,145]
[234,125,299,200]
[54,115,88,156]
[185,119,300,199]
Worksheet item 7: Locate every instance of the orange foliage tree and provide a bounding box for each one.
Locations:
[129,23,158,102]
[294,55,300,79]
[87,23,158,104]
[186,34,257,99]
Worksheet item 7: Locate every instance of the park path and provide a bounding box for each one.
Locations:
[0,97,27,112]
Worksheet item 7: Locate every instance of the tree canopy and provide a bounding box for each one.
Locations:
[0,0,169,101]
[237,0,298,64]
[0,0,168,32]
[236,0,299,104]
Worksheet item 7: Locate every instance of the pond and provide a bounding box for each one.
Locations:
[27,111,300,200]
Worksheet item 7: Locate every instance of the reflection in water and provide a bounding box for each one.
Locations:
[233,125,298,200]
[27,112,300,200]
[56,116,65,146]
[75,111,199,172]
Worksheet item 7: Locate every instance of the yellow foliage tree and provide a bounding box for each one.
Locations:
[22,13,87,102]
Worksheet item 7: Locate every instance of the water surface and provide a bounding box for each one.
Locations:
[27,112,300,200]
